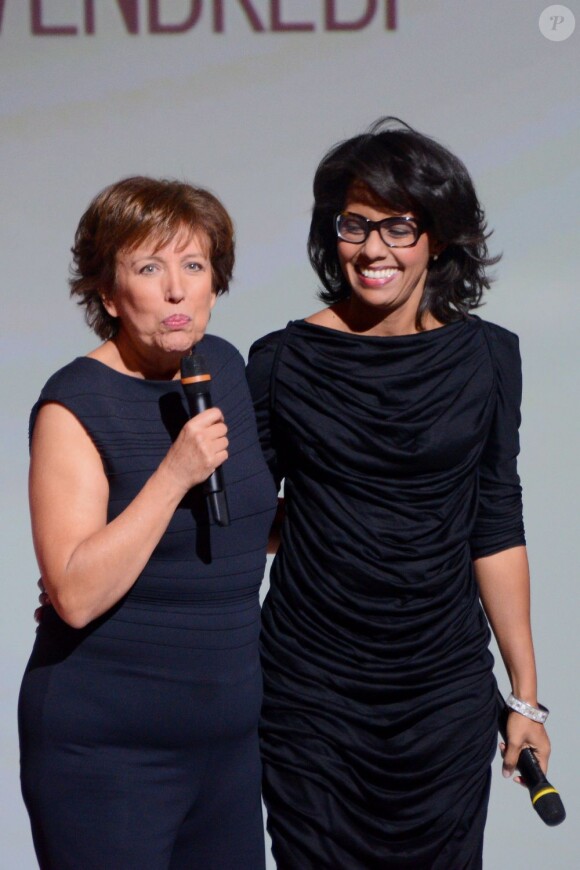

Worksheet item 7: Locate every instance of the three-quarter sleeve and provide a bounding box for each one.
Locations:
[469,325,526,560]
[246,331,285,491]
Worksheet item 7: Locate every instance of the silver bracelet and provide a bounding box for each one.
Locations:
[505,692,549,724]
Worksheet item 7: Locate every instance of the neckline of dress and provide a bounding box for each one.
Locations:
[294,315,476,342]
[77,356,183,385]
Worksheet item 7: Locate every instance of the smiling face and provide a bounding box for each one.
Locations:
[336,183,439,333]
[102,229,216,376]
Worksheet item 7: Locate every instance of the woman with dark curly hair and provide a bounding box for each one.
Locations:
[19,176,277,869]
[247,119,551,868]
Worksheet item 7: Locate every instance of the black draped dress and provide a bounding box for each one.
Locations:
[246,317,525,869]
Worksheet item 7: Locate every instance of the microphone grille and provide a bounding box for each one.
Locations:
[180,353,208,379]
[533,790,566,827]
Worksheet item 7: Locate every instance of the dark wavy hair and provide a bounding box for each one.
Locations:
[308,117,499,328]
[69,176,235,340]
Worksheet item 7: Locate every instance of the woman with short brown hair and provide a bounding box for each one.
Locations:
[19,176,276,869]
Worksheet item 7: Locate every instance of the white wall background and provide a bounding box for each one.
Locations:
[1,1,578,866]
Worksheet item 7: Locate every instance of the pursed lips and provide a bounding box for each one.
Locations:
[162,314,191,327]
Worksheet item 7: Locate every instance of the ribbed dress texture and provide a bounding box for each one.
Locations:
[246,317,525,870]
[19,335,277,870]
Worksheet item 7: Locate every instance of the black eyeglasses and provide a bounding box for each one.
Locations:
[335,212,424,248]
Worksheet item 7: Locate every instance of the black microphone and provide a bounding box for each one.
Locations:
[499,704,565,826]
[180,351,230,527]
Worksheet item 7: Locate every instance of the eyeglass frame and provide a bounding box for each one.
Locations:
[335,211,425,249]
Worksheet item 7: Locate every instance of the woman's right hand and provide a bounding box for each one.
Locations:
[160,407,228,497]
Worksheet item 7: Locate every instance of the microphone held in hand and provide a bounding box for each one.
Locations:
[499,704,565,826]
[180,351,230,527]
[516,747,566,826]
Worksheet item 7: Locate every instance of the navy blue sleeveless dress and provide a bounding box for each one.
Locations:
[19,335,277,870]
[246,317,525,870]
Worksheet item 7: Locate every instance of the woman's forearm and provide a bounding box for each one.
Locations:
[474,545,537,703]
[267,497,285,554]
[474,545,552,776]
[41,464,187,628]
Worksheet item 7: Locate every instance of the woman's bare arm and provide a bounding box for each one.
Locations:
[474,545,551,779]
[29,401,228,628]
[267,498,285,555]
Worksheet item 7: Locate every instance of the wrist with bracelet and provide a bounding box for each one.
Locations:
[505,692,549,724]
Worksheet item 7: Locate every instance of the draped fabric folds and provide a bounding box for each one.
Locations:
[246,317,525,869]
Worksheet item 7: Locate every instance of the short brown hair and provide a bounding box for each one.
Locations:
[69,176,235,339]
